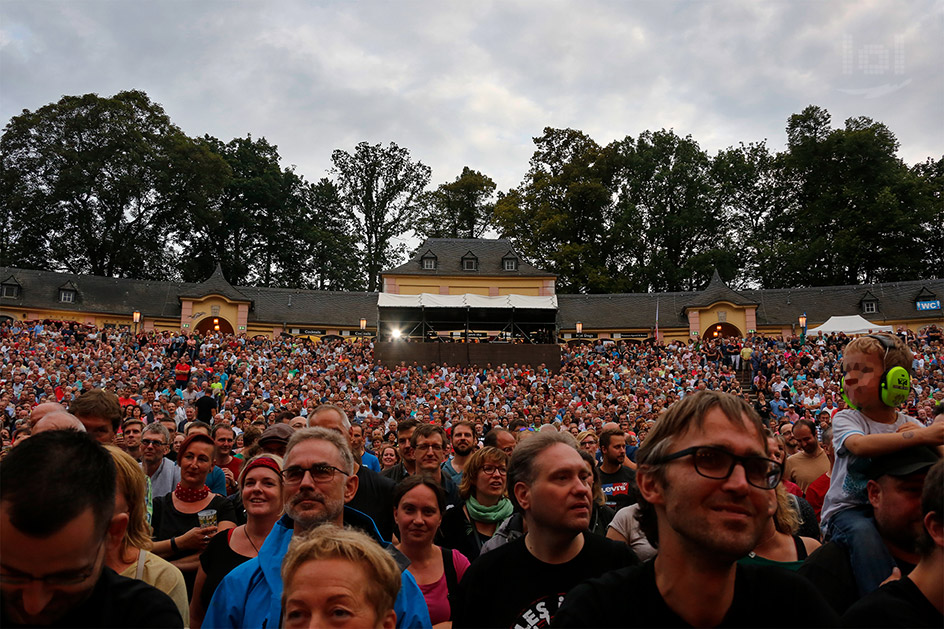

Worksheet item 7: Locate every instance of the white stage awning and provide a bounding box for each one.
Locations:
[377,293,558,309]
[807,315,893,336]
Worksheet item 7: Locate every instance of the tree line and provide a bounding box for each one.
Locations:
[1,90,941,293]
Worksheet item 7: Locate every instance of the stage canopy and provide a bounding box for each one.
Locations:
[377,292,558,343]
[807,315,893,336]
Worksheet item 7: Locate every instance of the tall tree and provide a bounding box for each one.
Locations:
[0,90,227,278]
[290,178,364,291]
[331,142,431,292]
[770,105,933,287]
[494,128,617,293]
[608,129,728,292]
[182,135,307,286]
[414,166,496,239]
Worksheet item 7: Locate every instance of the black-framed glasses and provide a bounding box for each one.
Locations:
[655,446,783,490]
[481,464,507,477]
[141,438,166,448]
[282,464,349,485]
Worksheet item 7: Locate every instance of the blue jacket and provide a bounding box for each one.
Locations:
[203,508,431,629]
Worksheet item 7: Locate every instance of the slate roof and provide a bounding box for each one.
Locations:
[177,263,250,302]
[240,287,379,327]
[384,238,555,277]
[2,266,940,331]
[558,279,944,329]
[0,267,185,319]
[682,269,757,310]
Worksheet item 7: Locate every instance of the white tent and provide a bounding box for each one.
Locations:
[807,315,893,336]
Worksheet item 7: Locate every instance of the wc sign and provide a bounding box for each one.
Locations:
[839,34,911,99]
[916,300,940,311]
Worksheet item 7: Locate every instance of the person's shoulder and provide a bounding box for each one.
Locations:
[464,534,525,574]
[552,561,649,627]
[843,577,943,628]
[100,568,184,627]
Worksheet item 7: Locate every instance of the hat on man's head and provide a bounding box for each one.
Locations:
[865,445,940,480]
[258,423,293,445]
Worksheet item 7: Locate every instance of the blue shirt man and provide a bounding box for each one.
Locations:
[204,427,429,628]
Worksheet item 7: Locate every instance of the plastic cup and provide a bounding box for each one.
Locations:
[197,509,218,528]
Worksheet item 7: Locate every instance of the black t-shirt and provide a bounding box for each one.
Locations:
[348,465,396,541]
[452,532,637,628]
[1,566,182,628]
[198,528,251,610]
[194,395,218,422]
[797,541,915,616]
[552,559,840,628]
[598,464,637,511]
[842,576,943,628]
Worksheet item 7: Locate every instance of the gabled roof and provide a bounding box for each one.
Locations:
[682,270,757,312]
[1,275,21,286]
[384,238,555,277]
[915,286,937,301]
[859,290,878,303]
[177,263,250,303]
[58,280,79,291]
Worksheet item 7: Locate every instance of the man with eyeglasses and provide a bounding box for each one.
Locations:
[411,424,461,509]
[140,423,179,499]
[204,426,430,628]
[1,430,182,627]
[554,390,838,628]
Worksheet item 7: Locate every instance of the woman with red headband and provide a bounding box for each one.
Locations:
[151,433,237,598]
[189,453,284,629]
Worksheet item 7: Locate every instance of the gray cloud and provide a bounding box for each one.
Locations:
[2,0,941,200]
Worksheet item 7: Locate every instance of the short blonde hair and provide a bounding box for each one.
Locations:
[281,525,400,620]
[104,445,152,553]
[844,333,913,373]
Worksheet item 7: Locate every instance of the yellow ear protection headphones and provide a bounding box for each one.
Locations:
[840,334,912,409]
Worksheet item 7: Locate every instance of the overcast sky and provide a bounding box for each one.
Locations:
[2,0,941,203]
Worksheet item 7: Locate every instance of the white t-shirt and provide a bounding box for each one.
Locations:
[821,408,913,525]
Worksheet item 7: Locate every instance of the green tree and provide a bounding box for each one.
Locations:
[182,135,309,287]
[709,141,792,288]
[414,167,496,239]
[771,105,933,287]
[331,142,431,292]
[608,129,728,292]
[291,178,364,291]
[494,128,617,293]
[1,90,227,278]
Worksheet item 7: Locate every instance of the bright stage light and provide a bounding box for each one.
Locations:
[392,329,401,339]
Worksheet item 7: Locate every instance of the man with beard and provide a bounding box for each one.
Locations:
[442,420,476,483]
[799,445,939,615]
[598,428,637,511]
[1,431,181,627]
[553,391,838,627]
[203,427,429,628]
[453,431,636,628]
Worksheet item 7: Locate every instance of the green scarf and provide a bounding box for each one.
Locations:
[466,495,514,523]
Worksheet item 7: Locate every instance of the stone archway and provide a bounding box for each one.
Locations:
[194,316,234,335]
[703,321,742,341]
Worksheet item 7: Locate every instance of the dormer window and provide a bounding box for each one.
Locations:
[503,258,518,271]
[419,249,437,271]
[59,289,76,303]
[1,284,19,298]
[860,290,878,315]
[461,251,478,271]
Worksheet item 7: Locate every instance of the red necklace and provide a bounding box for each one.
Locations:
[174,483,209,502]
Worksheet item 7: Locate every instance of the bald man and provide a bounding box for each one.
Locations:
[32,411,87,435]
[28,402,66,427]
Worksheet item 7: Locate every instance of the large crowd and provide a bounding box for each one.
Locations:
[1,318,942,628]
